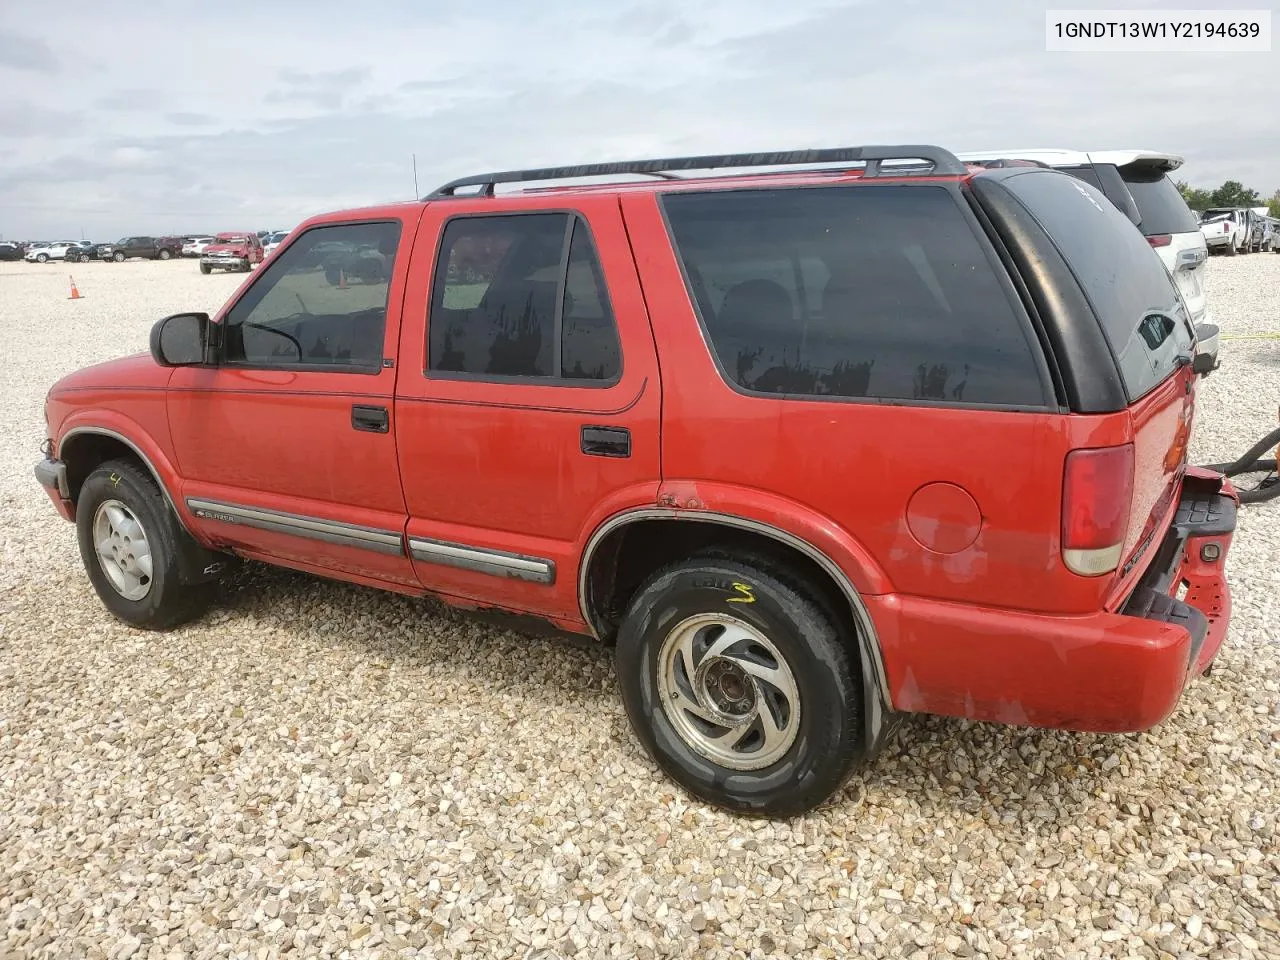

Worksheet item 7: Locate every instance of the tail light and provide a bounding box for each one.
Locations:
[1146,234,1172,247]
[1062,444,1134,576]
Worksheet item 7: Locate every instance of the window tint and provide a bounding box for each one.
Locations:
[1000,170,1193,401]
[661,185,1046,406]
[222,221,401,371]
[1119,166,1200,236]
[429,214,620,382]
[1059,165,1103,191]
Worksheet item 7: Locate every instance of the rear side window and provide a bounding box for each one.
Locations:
[999,170,1193,401]
[429,214,621,382]
[661,185,1047,407]
[1118,166,1200,236]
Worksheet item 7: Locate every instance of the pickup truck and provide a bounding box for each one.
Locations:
[199,232,264,273]
[100,236,183,262]
[34,145,1234,816]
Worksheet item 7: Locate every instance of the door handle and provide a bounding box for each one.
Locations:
[351,404,389,433]
[581,425,631,458]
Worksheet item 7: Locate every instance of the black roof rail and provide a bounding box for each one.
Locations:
[425,144,967,199]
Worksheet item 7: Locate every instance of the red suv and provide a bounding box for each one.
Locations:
[34,145,1234,815]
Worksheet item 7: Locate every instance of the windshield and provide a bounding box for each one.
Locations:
[216,235,248,242]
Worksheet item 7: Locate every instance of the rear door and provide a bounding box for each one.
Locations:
[393,195,662,627]
[997,170,1197,571]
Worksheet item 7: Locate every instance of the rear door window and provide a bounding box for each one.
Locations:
[661,185,1048,407]
[1118,165,1200,236]
[998,170,1194,401]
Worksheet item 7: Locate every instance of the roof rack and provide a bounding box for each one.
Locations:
[425,144,967,199]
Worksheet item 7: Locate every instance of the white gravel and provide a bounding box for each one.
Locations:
[1,255,1278,959]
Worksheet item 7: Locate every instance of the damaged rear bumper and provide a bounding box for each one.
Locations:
[869,468,1237,733]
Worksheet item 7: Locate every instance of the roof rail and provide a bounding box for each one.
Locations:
[425,144,967,199]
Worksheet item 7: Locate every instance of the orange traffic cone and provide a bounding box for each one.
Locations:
[68,276,83,300]
[338,268,348,289]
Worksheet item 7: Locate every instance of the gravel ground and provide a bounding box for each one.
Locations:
[1,256,1278,960]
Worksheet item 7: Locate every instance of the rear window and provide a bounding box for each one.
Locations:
[999,170,1194,402]
[1119,166,1200,236]
[661,185,1047,407]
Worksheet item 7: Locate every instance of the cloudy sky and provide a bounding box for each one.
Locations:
[2,0,1276,240]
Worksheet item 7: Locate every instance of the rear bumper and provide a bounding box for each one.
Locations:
[35,455,75,521]
[874,470,1237,733]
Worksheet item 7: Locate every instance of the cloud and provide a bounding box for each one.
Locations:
[0,30,58,72]
[1,0,1276,239]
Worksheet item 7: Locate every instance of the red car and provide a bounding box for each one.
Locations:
[199,231,264,273]
[34,145,1233,815]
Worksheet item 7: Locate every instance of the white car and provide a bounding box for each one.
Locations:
[957,149,1211,330]
[262,230,290,258]
[1198,208,1250,255]
[23,241,79,263]
[181,237,216,257]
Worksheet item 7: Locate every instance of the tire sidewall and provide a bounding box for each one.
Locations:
[617,561,861,814]
[76,465,181,626]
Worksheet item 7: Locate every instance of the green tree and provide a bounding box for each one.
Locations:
[1175,181,1213,212]
[1208,180,1261,208]
[1268,189,1280,218]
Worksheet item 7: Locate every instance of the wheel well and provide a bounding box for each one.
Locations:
[584,519,858,648]
[61,433,149,504]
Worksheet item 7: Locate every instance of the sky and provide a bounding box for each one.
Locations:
[2,0,1277,240]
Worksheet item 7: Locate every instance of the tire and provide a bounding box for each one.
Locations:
[158,248,171,260]
[36,253,48,263]
[113,251,125,262]
[199,263,211,275]
[75,459,213,630]
[1225,238,1238,256]
[615,553,864,816]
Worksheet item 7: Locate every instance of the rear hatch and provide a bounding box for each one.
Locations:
[994,170,1198,581]
[1117,161,1209,323]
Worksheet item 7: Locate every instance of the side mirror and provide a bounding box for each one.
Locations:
[1192,322,1220,376]
[150,312,212,367]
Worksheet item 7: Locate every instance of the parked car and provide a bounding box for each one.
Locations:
[199,232,264,273]
[1199,208,1250,256]
[99,236,183,262]
[958,149,1211,329]
[63,241,101,263]
[24,241,80,262]
[34,145,1233,816]
[0,241,23,261]
[262,230,290,258]
[181,237,216,257]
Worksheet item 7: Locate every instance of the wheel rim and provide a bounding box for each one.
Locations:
[92,499,154,601]
[656,612,801,771]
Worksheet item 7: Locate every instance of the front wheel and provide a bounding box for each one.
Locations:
[36,253,48,263]
[76,460,213,630]
[199,263,211,275]
[615,554,864,816]
[112,251,125,262]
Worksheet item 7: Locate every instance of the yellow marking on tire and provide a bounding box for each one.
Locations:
[109,473,121,486]
[726,582,756,604]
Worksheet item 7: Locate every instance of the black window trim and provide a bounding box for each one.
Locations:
[216,216,403,377]
[424,208,625,389]
[655,180,1058,414]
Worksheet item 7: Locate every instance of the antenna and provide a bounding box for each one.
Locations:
[412,154,419,200]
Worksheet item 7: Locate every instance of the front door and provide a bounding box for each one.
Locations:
[394,196,662,626]
[168,214,422,586]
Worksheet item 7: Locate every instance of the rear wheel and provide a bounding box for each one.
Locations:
[76,460,214,630]
[1225,238,1238,256]
[158,248,171,260]
[615,553,864,816]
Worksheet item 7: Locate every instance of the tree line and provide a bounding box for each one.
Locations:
[1176,180,1280,217]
